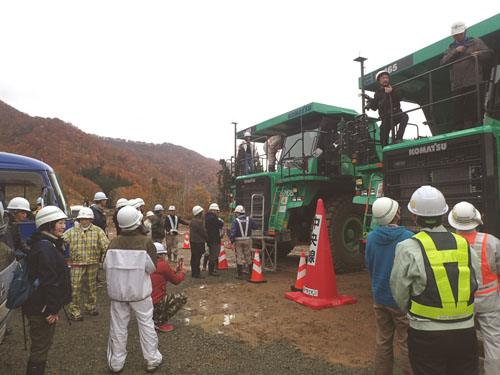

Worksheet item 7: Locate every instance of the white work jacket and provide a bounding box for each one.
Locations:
[104,249,156,302]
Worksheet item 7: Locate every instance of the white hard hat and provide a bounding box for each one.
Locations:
[154,204,164,211]
[372,197,399,226]
[7,197,31,212]
[244,131,251,138]
[132,199,142,209]
[375,70,389,82]
[408,185,448,217]
[116,198,128,209]
[36,197,43,206]
[146,211,154,217]
[234,205,245,214]
[451,21,466,35]
[77,207,94,220]
[127,198,137,207]
[35,206,67,229]
[448,202,483,231]
[94,192,107,201]
[117,206,143,230]
[168,205,176,211]
[154,242,167,254]
[192,205,204,216]
[209,203,220,211]
[136,198,145,206]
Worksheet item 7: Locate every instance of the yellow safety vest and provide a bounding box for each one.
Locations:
[409,231,476,322]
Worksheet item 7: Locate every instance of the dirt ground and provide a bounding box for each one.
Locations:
[182,243,376,368]
[0,230,390,374]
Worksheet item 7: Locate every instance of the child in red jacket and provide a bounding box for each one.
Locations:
[151,242,188,332]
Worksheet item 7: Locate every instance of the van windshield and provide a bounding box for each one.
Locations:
[0,170,70,217]
[0,170,45,215]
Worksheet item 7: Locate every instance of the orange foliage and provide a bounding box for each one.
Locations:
[0,100,219,216]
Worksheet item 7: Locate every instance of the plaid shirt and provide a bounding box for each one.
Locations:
[63,223,109,265]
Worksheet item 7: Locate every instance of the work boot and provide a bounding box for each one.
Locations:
[208,264,219,276]
[26,361,46,375]
[248,265,253,279]
[236,265,246,280]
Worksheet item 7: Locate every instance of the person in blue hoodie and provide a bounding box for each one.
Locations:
[365,197,414,375]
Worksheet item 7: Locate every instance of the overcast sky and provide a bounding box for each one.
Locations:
[0,1,498,161]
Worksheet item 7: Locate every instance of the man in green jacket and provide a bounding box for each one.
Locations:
[390,185,480,375]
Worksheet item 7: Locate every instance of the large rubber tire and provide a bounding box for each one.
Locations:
[325,196,365,273]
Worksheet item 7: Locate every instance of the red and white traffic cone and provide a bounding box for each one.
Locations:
[218,242,228,270]
[183,232,190,249]
[290,252,307,292]
[285,199,357,309]
[247,249,266,283]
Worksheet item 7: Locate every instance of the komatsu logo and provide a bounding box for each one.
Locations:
[408,142,447,156]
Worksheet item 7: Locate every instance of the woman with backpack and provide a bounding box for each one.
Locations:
[23,206,71,375]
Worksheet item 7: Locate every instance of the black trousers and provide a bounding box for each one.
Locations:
[190,242,204,277]
[408,326,478,375]
[380,110,408,147]
[452,86,483,131]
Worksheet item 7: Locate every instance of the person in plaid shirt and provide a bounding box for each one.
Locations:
[63,207,109,321]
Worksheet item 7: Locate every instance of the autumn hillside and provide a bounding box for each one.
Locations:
[0,100,220,215]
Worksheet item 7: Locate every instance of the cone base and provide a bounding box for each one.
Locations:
[247,279,267,283]
[217,262,229,270]
[284,291,357,310]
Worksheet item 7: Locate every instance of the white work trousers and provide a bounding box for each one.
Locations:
[477,310,500,375]
[107,298,162,372]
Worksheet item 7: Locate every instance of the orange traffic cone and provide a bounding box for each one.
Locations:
[183,232,190,249]
[218,242,228,270]
[290,252,307,292]
[227,242,232,249]
[285,199,357,309]
[247,249,267,283]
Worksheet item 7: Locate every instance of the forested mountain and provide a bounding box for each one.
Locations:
[0,100,219,215]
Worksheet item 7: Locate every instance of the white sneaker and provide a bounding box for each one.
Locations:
[146,361,162,373]
[108,365,123,373]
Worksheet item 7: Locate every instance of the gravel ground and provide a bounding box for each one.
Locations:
[0,266,374,375]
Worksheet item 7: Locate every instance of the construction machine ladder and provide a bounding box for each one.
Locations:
[250,193,277,272]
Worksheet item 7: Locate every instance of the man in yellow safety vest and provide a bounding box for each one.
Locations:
[449,201,500,375]
[390,185,480,375]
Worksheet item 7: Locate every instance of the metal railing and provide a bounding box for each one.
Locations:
[386,54,483,140]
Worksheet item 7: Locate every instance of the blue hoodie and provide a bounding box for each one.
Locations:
[365,225,414,308]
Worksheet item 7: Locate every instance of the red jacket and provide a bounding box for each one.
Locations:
[150,259,185,305]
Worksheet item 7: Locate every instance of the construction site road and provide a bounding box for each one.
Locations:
[1,242,400,374]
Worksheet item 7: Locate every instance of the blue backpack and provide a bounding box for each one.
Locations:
[6,251,39,309]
